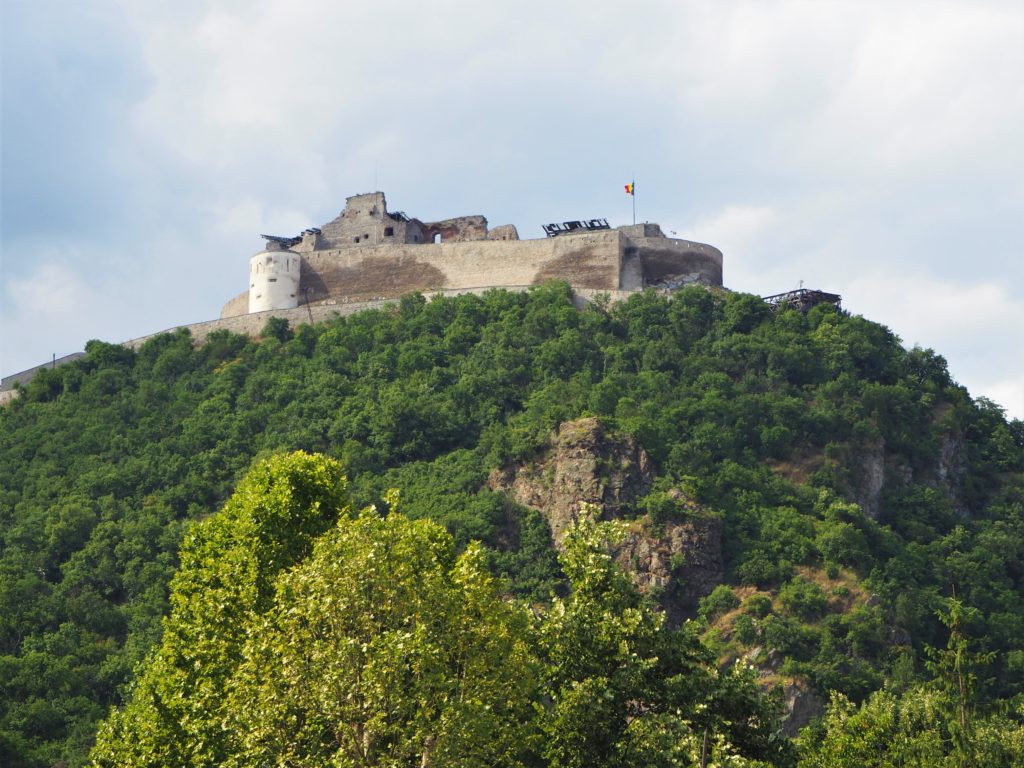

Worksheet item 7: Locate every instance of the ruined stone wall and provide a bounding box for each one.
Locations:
[620,223,665,238]
[422,216,489,243]
[238,189,722,309]
[2,286,639,405]
[634,236,723,288]
[0,352,87,392]
[128,286,636,351]
[487,224,519,241]
[314,192,427,249]
[221,227,722,318]
[220,291,249,319]
[123,303,386,349]
[298,229,625,303]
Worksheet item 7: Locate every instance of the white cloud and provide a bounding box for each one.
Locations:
[849,272,1022,339]
[690,205,780,253]
[688,205,788,289]
[979,376,1024,422]
[2,257,105,371]
[5,260,87,324]
[210,199,313,244]
[844,270,1024,418]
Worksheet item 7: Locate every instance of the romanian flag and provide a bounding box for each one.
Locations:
[624,182,635,195]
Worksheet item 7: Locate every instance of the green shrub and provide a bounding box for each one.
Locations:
[699,584,740,621]
[779,578,828,620]
[744,593,774,618]
[734,614,758,644]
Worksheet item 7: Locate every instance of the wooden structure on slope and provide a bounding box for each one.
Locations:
[762,288,842,313]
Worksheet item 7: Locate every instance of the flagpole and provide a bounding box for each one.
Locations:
[632,179,636,225]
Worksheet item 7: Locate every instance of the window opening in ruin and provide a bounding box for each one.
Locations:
[384,226,394,237]
[268,278,277,282]
[354,237,360,243]
[433,233,442,244]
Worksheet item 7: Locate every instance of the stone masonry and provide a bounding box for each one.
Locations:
[2,191,724,402]
[223,191,723,318]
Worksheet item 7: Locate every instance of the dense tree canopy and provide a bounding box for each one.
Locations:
[90,455,789,767]
[1,284,1022,766]
[90,452,348,767]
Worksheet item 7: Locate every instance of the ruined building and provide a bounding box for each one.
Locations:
[220,191,723,318]
[0,191,725,403]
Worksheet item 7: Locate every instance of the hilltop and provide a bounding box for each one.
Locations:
[1,284,1022,766]
[2,190,722,404]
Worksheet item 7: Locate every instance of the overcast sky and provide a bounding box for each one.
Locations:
[2,0,1022,418]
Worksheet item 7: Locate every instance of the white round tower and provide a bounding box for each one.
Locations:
[249,250,301,313]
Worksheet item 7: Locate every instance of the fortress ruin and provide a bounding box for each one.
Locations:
[1,191,725,403]
[220,191,723,318]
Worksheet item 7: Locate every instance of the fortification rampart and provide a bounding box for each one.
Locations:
[1,352,87,397]
[224,191,723,319]
[292,229,625,308]
[2,190,725,405]
[132,286,636,350]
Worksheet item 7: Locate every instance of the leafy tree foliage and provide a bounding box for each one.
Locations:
[799,600,1024,767]
[0,284,1022,765]
[90,452,348,767]
[90,475,788,767]
[538,516,792,768]
[226,505,539,768]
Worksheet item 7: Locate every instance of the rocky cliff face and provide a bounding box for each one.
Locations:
[488,418,652,545]
[845,429,969,522]
[614,510,724,626]
[488,418,722,624]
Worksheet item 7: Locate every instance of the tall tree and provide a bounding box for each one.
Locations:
[226,502,540,768]
[538,513,790,768]
[90,451,348,767]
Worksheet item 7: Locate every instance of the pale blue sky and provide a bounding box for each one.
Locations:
[2,0,1022,418]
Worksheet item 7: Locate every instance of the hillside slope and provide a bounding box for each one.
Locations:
[1,283,1022,766]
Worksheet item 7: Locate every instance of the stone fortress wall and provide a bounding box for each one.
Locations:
[227,192,723,318]
[1,191,723,402]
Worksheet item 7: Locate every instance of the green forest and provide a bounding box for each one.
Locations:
[1,283,1023,766]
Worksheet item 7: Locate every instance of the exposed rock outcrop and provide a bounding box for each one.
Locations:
[844,425,968,521]
[936,433,969,515]
[488,418,723,624]
[614,511,724,626]
[779,680,826,737]
[488,418,652,546]
[850,439,886,520]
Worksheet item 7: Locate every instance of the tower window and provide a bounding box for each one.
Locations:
[384,226,394,236]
